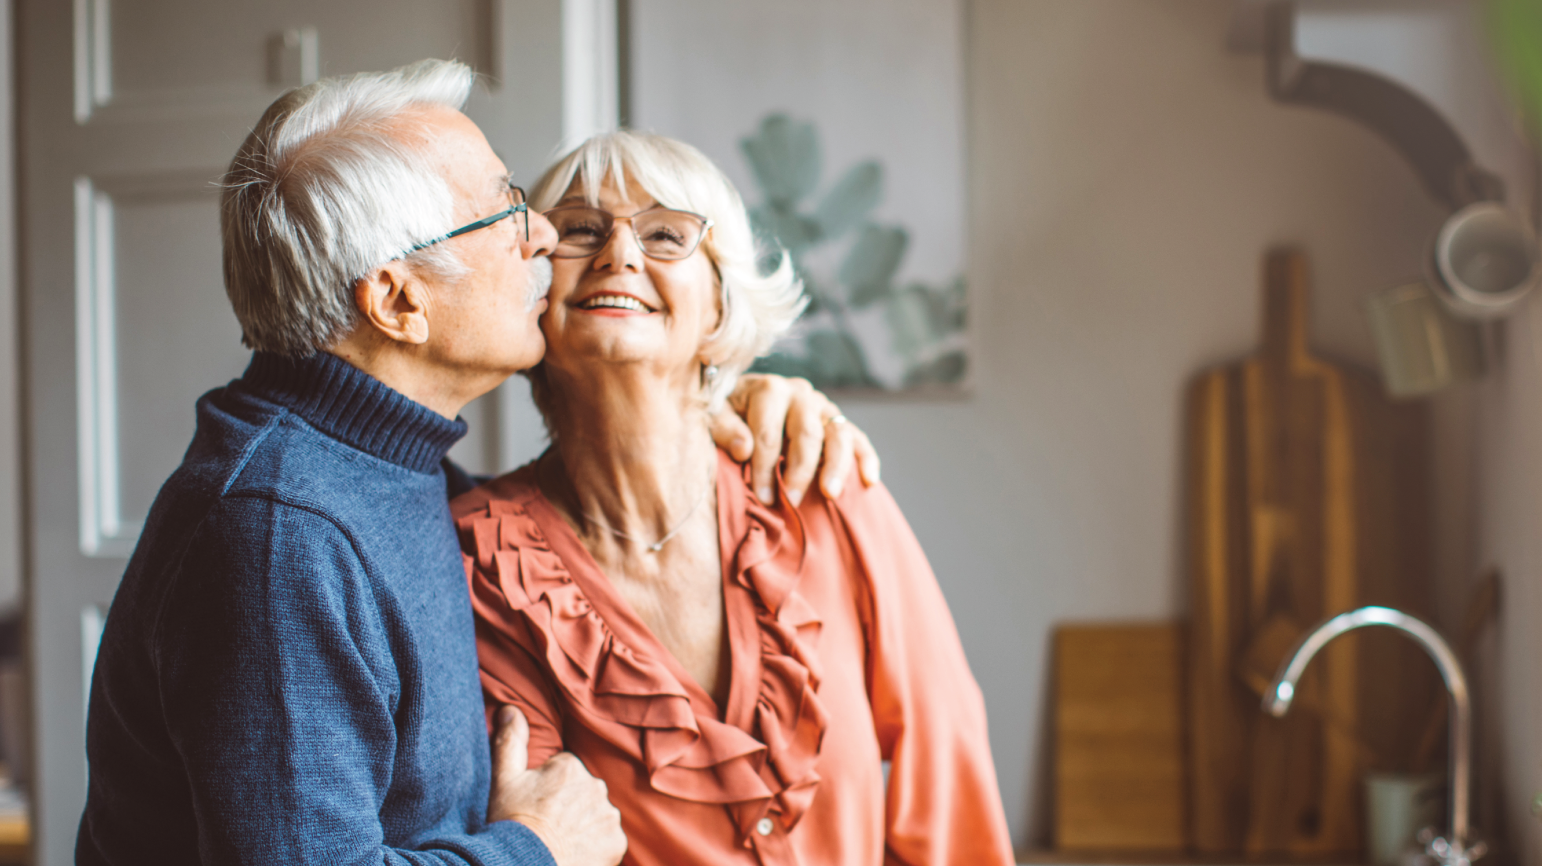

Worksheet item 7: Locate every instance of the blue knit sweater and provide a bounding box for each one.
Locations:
[77,352,554,866]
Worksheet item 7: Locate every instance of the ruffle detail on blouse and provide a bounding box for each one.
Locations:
[457,462,828,841]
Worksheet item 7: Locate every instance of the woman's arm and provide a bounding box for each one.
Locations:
[717,374,880,506]
[831,484,1016,866]
[470,573,569,768]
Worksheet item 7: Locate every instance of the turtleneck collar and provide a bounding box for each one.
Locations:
[237,351,467,474]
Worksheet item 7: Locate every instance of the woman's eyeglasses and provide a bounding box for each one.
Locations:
[407,180,529,254]
[544,205,712,261]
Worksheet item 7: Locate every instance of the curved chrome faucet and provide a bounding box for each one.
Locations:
[1264,606,1484,866]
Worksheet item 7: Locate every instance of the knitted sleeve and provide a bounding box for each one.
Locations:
[149,495,553,866]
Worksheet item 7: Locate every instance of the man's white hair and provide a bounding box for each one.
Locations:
[529,130,807,411]
[220,59,476,356]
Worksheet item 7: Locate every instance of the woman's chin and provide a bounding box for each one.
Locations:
[543,332,670,369]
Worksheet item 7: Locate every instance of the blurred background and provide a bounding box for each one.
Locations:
[7,0,1542,864]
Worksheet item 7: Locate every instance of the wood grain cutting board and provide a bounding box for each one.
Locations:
[1184,249,1434,857]
[1054,623,1188,851]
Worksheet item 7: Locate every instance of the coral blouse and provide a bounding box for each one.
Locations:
[453,451,1014,866]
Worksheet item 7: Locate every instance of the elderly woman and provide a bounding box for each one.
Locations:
[452,131,1013,866]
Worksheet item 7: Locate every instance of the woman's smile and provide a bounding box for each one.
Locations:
[572,289,657,316]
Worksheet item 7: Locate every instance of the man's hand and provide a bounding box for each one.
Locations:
[489,706,626,866]
[711,374,881,506]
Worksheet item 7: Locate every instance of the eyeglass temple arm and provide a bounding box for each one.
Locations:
[406,203,528,253]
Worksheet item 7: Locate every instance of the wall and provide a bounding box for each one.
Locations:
[0,0,19,615]
[1471,121,1542,866]
[1471,289,1542,862]
[1285,2,1542,857]
[843,0,1462,846]
[1358,3,1542,861]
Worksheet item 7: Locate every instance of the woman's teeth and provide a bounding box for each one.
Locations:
[579,294,649,312]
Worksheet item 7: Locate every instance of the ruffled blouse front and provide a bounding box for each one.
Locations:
[454,450,1015,866]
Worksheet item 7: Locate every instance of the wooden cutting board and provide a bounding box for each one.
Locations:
[1184,249,1435,856]
[1054,623,1188,851]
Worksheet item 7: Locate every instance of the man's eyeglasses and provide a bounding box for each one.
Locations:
[544,205,712,261]
[407,180,528,254]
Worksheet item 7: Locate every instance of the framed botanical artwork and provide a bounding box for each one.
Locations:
[627,0,969,390]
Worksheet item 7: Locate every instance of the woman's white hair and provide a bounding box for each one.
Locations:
[529,130,807,411]
[220,59,476,356]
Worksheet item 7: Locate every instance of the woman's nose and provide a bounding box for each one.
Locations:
[592,220,643,273]
[522,211,558,260]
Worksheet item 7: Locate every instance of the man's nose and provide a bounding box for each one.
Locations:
[521,211,557,260]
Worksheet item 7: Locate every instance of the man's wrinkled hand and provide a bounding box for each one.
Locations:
[711,373,880,506]
[488,705,626,866]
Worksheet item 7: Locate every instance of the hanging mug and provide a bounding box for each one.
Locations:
[1429,202,1540,319]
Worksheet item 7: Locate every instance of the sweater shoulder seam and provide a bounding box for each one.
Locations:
[217,408,287,497]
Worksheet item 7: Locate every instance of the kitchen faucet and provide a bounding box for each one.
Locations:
[1263,606,1485,866]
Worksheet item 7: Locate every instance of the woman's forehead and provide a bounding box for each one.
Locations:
[560,173,659,209]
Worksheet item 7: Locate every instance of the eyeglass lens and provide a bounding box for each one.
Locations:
[546,207,707,260]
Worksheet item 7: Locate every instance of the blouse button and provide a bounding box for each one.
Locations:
[755,818,774,836]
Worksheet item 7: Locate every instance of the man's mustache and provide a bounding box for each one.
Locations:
[526,257,552,311]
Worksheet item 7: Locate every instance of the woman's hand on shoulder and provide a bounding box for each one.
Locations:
[711,374,880,507]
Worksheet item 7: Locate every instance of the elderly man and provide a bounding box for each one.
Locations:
[77,60,875,866]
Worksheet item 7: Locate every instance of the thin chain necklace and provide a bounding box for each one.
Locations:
[543,452,715,553]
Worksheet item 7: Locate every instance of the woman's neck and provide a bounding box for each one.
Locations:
[541,363,718,546]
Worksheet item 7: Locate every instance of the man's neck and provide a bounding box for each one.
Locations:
[327,339,495,421]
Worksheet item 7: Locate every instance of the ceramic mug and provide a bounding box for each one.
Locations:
[1365,282,1483,398]
[1365,772,1444,866]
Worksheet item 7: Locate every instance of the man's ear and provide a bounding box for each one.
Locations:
[353,262,431,345]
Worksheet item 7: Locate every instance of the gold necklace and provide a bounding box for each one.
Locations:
[543,452,715,553]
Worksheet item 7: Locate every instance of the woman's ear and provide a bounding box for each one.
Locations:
[710,265,726,331]
[354,263,431,345]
